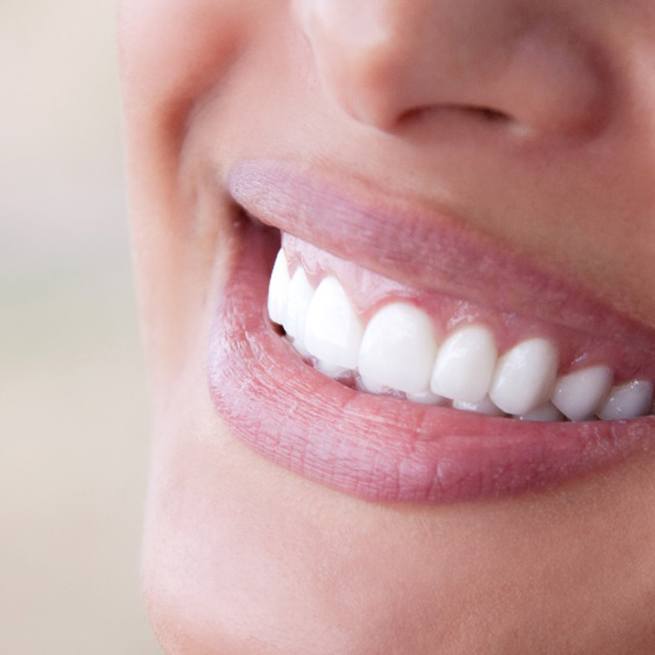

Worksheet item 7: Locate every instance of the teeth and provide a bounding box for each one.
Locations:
[407,390,448,405]
[597,379,654,420]
[315,360,350,380]
[518,403,564,422]
[551,365,613,421]
[267,249,290,325]
[430,324,497,403]
[269,260,654,422]
[304,276,363,370]
[453,396,504,416]
[489,338,558,415]
[358,302,438,394]
[357,375,388,395]
[283,267,314,356]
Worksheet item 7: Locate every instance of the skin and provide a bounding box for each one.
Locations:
[119,1,655,652]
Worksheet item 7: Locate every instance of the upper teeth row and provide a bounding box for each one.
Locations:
[268,249,654,422]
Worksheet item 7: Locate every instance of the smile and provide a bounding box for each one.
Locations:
[270,233,654,422]
[208,160,655,503]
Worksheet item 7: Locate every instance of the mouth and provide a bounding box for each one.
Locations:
[208,159,655,503]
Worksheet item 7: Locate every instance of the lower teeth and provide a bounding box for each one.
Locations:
[282,331,654,423]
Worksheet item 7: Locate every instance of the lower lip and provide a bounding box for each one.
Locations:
[208,222,655,504]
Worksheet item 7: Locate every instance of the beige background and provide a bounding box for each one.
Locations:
[1,1,160,652]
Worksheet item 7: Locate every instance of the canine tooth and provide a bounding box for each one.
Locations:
[304,276,363,370]
[597,379,653,420]
[489,338,558,415]
[267,249,290,325]
[551,365,613,421]
[518,403,564,422]
[430,324,497,403]
[358,302,438,394]
[407,390,447,405]
[453,396,504,416]
[283,267,314,356]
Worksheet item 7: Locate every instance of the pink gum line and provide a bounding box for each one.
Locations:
[282,233,653,384]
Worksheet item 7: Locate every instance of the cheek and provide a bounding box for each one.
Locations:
[119,0,246,117]
[119,0,257,385]
[118,0,245,230]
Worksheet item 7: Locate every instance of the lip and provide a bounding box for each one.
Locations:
[229,159,655,354]
[207,160,655,504]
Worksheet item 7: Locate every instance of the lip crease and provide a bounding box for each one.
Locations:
[206,160,655,504]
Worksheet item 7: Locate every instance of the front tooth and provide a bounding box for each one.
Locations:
[283,267,314,356]
[550,365,613,421]
[358,302,438,394]
[430,324,497,403]
[304,276,363,370]
[267,249,290,325]
[452,396,504,416]
[489,337,558,415]
[597,379,654,420]
[518,402,564,422]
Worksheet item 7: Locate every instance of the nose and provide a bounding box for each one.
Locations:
[296,0,607,137]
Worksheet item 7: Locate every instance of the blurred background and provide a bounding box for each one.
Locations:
[1,1,160,652]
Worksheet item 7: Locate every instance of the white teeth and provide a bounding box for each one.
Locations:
[357,375,388,395]
[267,249,290,325]
[407,390,448,405]
[269,260,654,422]
[358,302,438,394]
[489,338,558,415]
[304,276,364,370]
[283,267,314,356]
[597,379,654,420]
[518,403,564,422]
[430,324,497,403]
[550,365,613,421]
[315,360,350,380]
[453,396,504,416]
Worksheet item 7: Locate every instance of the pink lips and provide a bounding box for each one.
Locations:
[207,161,655,503]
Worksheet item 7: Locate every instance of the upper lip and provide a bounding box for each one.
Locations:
[228,159,655,357]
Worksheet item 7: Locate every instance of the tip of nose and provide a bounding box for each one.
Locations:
[302,2,610,144]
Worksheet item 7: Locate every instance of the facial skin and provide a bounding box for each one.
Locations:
[120,1,655,653]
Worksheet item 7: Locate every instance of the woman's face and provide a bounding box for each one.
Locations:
[120,1,655,652]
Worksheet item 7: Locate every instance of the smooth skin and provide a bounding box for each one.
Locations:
[120,1,655,653]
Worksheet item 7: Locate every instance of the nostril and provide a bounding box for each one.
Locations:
[398,103,515,131]
[477,106,511,123]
